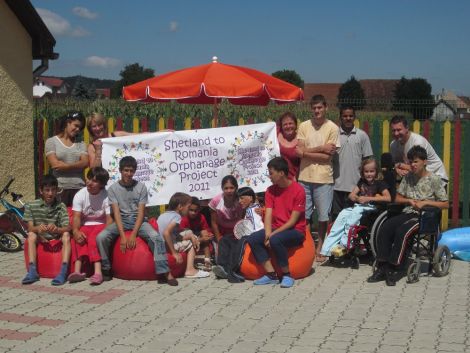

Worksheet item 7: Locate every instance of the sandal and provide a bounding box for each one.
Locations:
[89,273,103,285]
[185,270,210,279]
[67,272,86,283]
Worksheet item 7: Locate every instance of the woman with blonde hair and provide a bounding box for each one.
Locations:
[86,113,132,168]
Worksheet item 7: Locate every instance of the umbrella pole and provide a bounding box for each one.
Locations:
[212,98,218,128]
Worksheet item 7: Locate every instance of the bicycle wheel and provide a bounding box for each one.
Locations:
[0,233,22,252]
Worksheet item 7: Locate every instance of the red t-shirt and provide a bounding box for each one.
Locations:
[265,181,306,234]
[180,213,211,235]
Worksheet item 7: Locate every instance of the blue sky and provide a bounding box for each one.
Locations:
[31,0,470,95]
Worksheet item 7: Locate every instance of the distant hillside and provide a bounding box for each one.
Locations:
[60,75,117,89]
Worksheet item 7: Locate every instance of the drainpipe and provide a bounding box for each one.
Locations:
[33,58,49,78]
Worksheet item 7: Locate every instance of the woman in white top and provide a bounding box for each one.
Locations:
[45,111,89,206]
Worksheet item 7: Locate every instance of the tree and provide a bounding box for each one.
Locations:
[337,75,365,110]
[71,76,95,100]
[392,77,434,119]
[272,69,304,88]
[112,63,155,98]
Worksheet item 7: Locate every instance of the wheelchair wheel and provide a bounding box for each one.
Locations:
[432,245,451,277]
[369,210,389,257]
[407,259,421,283]
[0,232,22,252]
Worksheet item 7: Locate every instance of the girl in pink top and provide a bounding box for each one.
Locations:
[209,175,243,279]
[208,175,243,240]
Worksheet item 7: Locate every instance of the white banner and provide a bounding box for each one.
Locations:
[102,122,280,206]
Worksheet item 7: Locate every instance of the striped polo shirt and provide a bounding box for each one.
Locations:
[23,199,70,239]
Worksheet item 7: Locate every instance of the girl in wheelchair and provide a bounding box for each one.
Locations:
[321,158,391,258]
[369,145,448,286]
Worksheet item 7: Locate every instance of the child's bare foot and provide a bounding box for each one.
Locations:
[203,258,212,271]
[315,254,327,263]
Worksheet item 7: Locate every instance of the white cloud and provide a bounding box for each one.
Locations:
[169,21,179,32]
[72,7,98,20]
[37,8,71,36]
[70,26,91,37]
[84,56,121,69]
[37,8,91,37]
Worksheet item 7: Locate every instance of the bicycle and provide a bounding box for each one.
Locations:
[0,178,28,252]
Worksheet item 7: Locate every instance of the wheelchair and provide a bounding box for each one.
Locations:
[327,202,387,269]
[327,153,397,269]
[369,204,451,283]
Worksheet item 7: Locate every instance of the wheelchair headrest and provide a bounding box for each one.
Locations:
[381,152,394,171]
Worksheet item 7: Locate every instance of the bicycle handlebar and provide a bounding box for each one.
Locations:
[0,177,15,198]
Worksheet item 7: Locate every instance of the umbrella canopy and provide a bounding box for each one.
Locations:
[123,57,304,106]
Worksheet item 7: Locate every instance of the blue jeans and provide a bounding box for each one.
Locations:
[300,182,333,222]
[320,204,375,256]
[246,229,304,268]
[96,221,169,274]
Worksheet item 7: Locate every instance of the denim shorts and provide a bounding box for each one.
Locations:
[300,182,333,222]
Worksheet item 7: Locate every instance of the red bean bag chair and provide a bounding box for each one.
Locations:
[112,218,188,280]
[239,228,315,280]
[23,208,77,278]
[24,239,72,278]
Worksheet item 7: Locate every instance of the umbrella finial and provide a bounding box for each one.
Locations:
[212,56,218,63]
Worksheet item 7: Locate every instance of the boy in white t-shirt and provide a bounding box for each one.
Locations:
[69,167,112,285]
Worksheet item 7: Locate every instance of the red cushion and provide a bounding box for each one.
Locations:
[112,228,187,280]
[240,228,315,280]
[24,239,72,278]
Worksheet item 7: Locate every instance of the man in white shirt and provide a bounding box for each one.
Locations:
[389,115,448,184]
[332,105,373,219]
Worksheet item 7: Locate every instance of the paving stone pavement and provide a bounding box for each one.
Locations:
[0,251,469,353]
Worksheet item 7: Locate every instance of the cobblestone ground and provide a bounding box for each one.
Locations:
[0,251,469,353]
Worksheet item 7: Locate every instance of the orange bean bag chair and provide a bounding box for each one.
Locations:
[24,239,72,278]
[240,228,315,280]
[112,218,187,280]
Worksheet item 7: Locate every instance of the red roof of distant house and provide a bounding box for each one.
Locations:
[359,79,398,101]
[38,76,64,88]
[303,83,341,104]
[458,96,470,108]
[303,79,399,104]
[96,88,111,98]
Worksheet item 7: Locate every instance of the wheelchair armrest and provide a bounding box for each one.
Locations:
[386,203,405,215]
[420,206,441,214]
[368,201,389,211]
[419,206,442,234]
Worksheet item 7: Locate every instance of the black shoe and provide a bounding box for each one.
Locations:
[212,265,228,279]
[367,268,385,283]
[385,271,396,286]
[227,271,245,283]
[102,269,113,281]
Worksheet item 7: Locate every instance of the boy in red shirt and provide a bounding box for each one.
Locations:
[245,157,306,288]
[180,197,214,271]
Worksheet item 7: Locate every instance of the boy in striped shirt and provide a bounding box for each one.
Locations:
[22,175,71,285]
